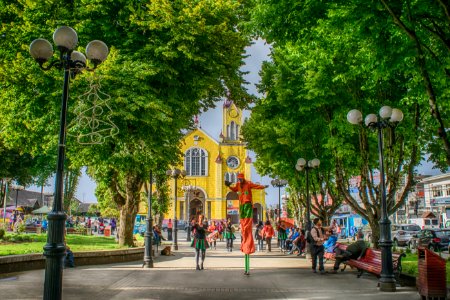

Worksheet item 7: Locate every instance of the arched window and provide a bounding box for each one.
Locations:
[226,125,230,140]
[225,172,230,182]
[236,125,240,140]
[230,172,236,183]
[185,147,208,176]
[230,121,236,140]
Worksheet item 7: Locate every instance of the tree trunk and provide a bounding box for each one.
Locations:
[369,221,380,249]
[118,203,138,247]
[117,174,143,247]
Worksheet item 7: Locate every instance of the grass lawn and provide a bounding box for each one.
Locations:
[401,252,450,283]
[0,233,124,256]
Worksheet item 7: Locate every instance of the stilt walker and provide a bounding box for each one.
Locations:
[226,173,268,275]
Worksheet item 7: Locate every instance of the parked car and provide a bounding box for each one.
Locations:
[411,229,450,251]
[392,224,421,247]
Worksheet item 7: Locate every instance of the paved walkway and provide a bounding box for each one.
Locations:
[0,239,421,300]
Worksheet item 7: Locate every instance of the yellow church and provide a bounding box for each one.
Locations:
[164,100,266,224]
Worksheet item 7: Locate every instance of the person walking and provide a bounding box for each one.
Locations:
[225,173,268,275]
[260,220,275,252]
[191,214,208,270]
[224,218,235,252]
[255,221,264,252]
[310,218,326,274]
[167,219,173,241]
[277,221,287,252]
[207,221,218,250]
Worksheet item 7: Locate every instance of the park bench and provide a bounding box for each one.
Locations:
[324,243,406,281]
[66,227,87,235]
[24,227,38,234]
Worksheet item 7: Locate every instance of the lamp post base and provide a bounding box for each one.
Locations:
[172,244,178,251]
[379,280,396,292]
[143,261,154,268]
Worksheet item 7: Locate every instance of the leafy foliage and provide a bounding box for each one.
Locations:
[0,0,253,246]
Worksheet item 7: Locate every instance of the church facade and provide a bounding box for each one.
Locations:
[164,101,266,224]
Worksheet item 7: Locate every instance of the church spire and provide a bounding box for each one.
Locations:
[222,97,242,143]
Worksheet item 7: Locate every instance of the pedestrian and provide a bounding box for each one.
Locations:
[277,221,287,252]
[217,221,224,242]
[225,173,268,275]
[224,218,235,252]
[207,221,218,249]
[255,221,264,252]
[167,219,173,241]
[110,218,116,234]
[191,214,208,270]
[310,218,327,274]
[260,220,275,252]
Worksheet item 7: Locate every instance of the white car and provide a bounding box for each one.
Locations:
[391,224,421,247]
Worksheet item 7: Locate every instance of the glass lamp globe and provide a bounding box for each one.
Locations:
[166,170,173,176]
[86,40,109,64]
[347,109,362,125]
[53,26,78,50]
[379,106,393,119]
[29,39,53,61]
[70,51,86,65]
[295,164,303,171]
[297,158,306,167]
[365,114,378,126]
[390,108,404,122]
[311,158,320,168]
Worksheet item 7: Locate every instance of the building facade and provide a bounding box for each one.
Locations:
[421,173,450,227]
[164,101,266,224]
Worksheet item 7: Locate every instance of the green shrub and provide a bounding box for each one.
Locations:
[405,248,411,254]
[17,223,25,234]
[0,228,5,239]
[14,235,23,242]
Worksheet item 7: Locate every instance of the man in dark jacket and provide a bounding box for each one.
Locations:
[329,231,367,273]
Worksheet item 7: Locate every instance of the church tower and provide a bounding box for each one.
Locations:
[154,97,265,225]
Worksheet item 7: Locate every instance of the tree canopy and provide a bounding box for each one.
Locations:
[0,0,253,245]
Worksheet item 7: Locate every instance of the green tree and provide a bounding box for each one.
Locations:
[0,0,253,246]
[244,1,422,246]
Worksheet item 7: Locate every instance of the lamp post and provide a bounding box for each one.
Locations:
[166,168,187,250]
[271,179,288,221]
[29,26,108,300]
[295,158,320,233]
[347,105,403,292]
[182,182,196,242]
[143,170,154,268]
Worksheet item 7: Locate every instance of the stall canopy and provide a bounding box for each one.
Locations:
[32,206,51,214]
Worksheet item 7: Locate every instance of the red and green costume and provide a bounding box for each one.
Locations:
[228,178,265,274]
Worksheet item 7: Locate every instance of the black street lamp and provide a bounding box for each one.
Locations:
[182,182,196,242]
[347,106,403,292]
[143,170,154,268]
[295,158,320,233]
[270,179,288,221]
[166,168,187,250]
[29,26,108,300]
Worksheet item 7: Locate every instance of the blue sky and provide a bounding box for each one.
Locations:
[28,39,444,206]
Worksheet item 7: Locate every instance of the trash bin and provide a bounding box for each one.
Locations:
[417,247,447,299]
[86,228,92,236]
[36,226,42,234]
[104,226,111,237]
